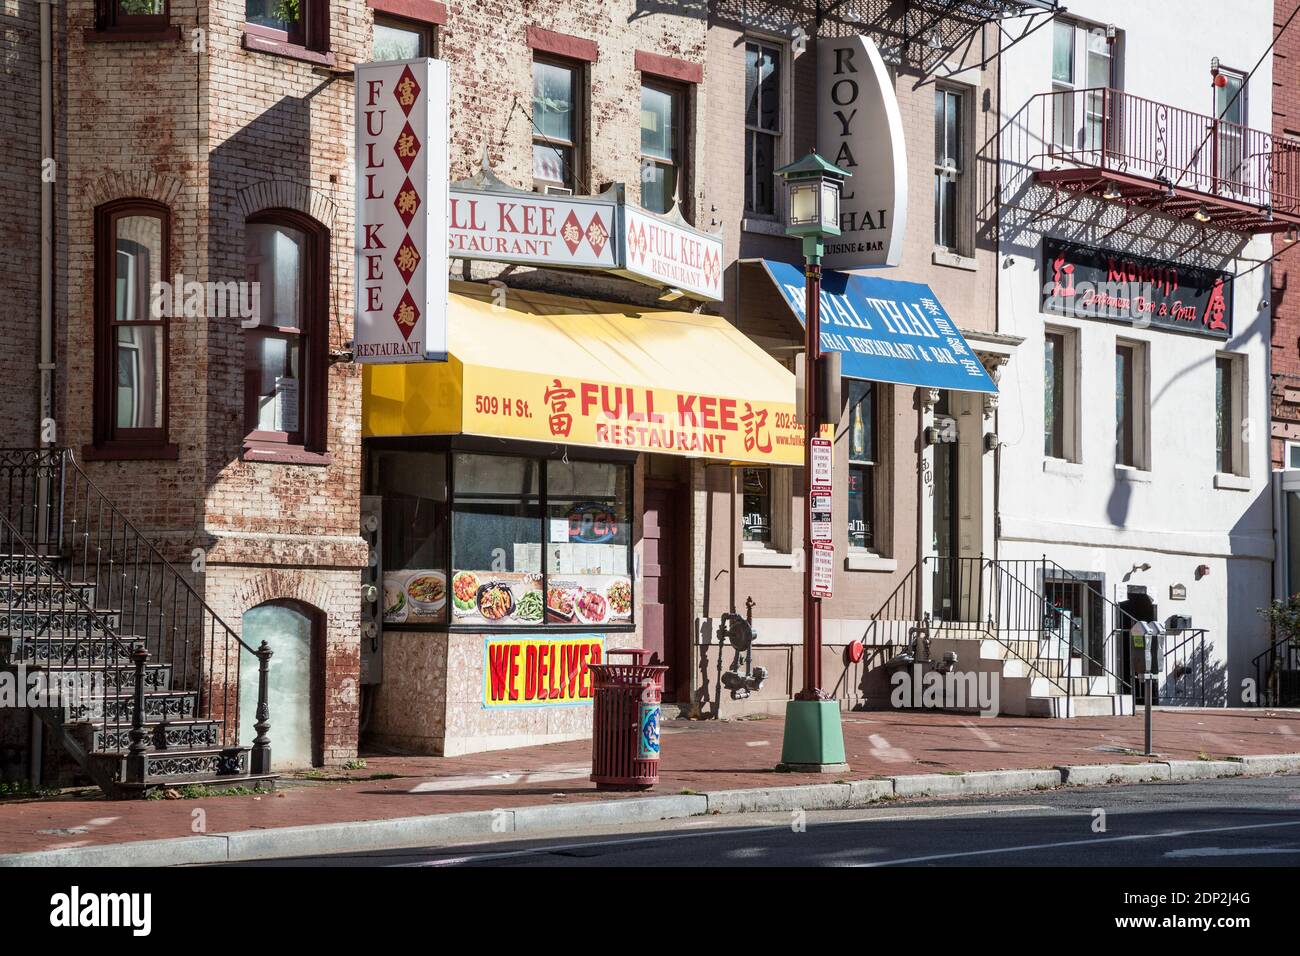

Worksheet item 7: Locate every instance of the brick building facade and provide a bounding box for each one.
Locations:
[1273,0,1300,468]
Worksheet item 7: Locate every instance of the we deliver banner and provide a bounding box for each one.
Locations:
[483,635,605,708]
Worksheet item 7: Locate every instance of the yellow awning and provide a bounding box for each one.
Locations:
[363,281,802,465]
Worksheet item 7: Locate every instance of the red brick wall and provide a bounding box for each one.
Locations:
[1273,0,1300,466]
[0,3,47,447]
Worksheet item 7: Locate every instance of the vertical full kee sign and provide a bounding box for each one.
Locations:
[354,58,450,363]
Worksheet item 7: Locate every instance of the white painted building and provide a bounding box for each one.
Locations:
[995,0,1280,705]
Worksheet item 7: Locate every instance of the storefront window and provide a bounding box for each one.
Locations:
[429,452,633,629]
[372,451,449,625]
[545,460,632,625]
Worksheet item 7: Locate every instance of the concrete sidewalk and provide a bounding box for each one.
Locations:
[1,708,1297,865]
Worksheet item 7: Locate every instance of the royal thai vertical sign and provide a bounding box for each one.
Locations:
[817,35,907,270]
[355,59,450,363]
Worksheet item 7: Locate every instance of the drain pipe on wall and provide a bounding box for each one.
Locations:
[31,0,55,787]
[38,0,55,448]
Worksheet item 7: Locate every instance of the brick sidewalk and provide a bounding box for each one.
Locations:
[1,708,1296,856]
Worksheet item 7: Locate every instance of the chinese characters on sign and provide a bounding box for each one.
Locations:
[763,260,997,394]
[1041,238,1232,339]
[463,368,804,465]
[449,190,617,269]
[446,183,724,301]
[354,58,450,363]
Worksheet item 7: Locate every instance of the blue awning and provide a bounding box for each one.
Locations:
[759,259,997,394]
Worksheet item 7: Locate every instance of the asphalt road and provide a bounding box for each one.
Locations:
[229,773,1300,867]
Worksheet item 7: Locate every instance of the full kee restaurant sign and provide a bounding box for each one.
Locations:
[354,59,450,363]
[1041,238,1232,339]
[448,181,724,301]
[484,635,605,708]
[448,189,617,269]
[617,205,723,301]
[459,366,804,466]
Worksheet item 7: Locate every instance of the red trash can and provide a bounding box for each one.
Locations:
[588,648,668,791]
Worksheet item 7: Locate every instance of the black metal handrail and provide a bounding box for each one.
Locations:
[994,556,1135,699]
[0,509,132,763]
[1139,627,1211,707]
[1252,632,1300,707]
[0,448,269,771]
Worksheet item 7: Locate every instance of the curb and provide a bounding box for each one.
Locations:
[3,753,1297,867]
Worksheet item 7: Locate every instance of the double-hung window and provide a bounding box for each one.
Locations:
[934,86,967,252]
[1216,353,1248,477]
[1044,328,1079,462]
[1115,340,1148,470]
[640,79,685,214]
[243,210,330,460]
[93,199,173,456]
[532,56,583,193]
[1052,20,1116,155]
[744,40,782,216]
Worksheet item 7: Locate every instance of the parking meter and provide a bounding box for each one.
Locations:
[1129,621,1159,676]
[1129,621,1165,755]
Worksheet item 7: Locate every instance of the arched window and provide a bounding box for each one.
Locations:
[93,198,174,457]
[243,209,330,462]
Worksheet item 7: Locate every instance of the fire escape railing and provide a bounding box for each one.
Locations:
[1027,86,1300,219]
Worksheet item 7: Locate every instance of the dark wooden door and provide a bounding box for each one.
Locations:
[642,479,686,701]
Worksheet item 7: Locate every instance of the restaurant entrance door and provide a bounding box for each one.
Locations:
[643,457,690,701]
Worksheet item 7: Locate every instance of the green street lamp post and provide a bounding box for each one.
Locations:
[775,150,851,772]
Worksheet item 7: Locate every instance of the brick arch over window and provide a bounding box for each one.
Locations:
[231,569,334,628]
[236,181,338,232]
[85,171,185,209]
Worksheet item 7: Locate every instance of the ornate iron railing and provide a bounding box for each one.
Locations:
[1026,86,1300,218]
[0,448,270,776]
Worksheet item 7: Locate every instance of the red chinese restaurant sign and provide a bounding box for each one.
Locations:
[1041,238,1232,339]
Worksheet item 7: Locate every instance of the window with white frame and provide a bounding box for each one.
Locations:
[1051,19,1118,154]
[1216,352,1248,476]
[934,85,968,253]
[1214,67,1248,193]
[744,40,783,217]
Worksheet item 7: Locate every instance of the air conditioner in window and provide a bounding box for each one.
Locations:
[542,184,574,196]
